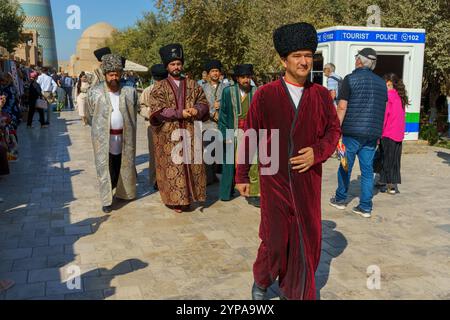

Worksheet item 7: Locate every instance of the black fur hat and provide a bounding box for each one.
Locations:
[233,64,254,77]
[94,47,126,68]
[273,22,318,57]
[204,60,222,73]
[94,47,112,62]
[159,43,184,67]
[151,64,168,81]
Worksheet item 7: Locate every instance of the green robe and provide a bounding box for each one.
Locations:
[218,84,260,201]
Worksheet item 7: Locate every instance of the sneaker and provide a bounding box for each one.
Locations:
[329,197,346,210]
[387,184,396,195]
[352,206,372,218]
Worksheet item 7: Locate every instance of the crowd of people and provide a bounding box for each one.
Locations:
[0,64,78,205]
[0,21,411,299]
[77,21,410,300]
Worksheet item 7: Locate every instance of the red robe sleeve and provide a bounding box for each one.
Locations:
[235,90,261,184]
[311,89,341,165]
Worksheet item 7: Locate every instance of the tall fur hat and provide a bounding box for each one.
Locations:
[233,64,254,77]
[101,54,123,74]
[159,43,184,67]
[94,47,112,62]
[204,60,222,73]
[150,64,168,81]
[273,22,318,57]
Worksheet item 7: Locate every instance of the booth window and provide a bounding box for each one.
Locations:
[373,55,404,79]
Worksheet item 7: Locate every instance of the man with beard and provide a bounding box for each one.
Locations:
[91,47,126,87]
[86,54,138,213]
[147,43,210,213]
[218,64,259,207]
[201,59,228,185]
[235,22,341,300]
[139,64,168,191]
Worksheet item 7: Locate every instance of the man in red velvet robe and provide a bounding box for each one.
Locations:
[235,22,341,300]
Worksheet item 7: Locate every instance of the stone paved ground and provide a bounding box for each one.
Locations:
[0,110,449,300]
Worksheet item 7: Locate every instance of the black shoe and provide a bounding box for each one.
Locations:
[252,283,267,300]
[153,182,158,191]
[247,197,261,208]
[102,206,112,213]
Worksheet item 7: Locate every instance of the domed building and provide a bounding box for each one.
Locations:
[67,22,117,76]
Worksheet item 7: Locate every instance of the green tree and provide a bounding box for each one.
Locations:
[112,0,450,95]
[105,12,176,69]
[0,0,25,52]
[157,0,251,77]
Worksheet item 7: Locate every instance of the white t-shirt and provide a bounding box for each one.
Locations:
[284,78,304,109]
[109,92,123,155]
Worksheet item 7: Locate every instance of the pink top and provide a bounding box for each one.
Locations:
[382,89,406,142]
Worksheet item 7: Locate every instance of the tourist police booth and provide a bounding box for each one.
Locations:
[314,26,426,141]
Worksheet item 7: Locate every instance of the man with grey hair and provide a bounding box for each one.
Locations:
[86,54,138,214]
[323,62,342,104]
[329,48,387,218]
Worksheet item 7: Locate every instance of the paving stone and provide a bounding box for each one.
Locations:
[49,235,79,246]
[46,280,83,296]
[28,267,62,283]
[32,245,65,258]
[12,257,48,271]
[0,248,32,260]
[5,282,46,300]
[65,290,104,300]
[18,237,49,248]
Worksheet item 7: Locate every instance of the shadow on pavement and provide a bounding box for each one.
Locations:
[0,113,149,300]
[436,151,450,165]
[316,220,347,300]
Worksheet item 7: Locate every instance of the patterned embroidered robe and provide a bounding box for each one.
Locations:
[86,83,138,207]
[148,76,209,206]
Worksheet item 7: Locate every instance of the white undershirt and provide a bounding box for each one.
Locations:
[239,88,247,98]
[173,79,180,87]
[284,78,304,109]
[109,92,123,155]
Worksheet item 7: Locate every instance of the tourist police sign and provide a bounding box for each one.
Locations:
[318,29,426,44]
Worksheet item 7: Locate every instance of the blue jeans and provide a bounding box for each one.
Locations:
[335,136,377,212]
[64,87,74,109]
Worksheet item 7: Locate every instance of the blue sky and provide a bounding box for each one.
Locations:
[50,0,156,61]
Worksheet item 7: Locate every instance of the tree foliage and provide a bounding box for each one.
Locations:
[110,0,449,92]
[0,0,25,52]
